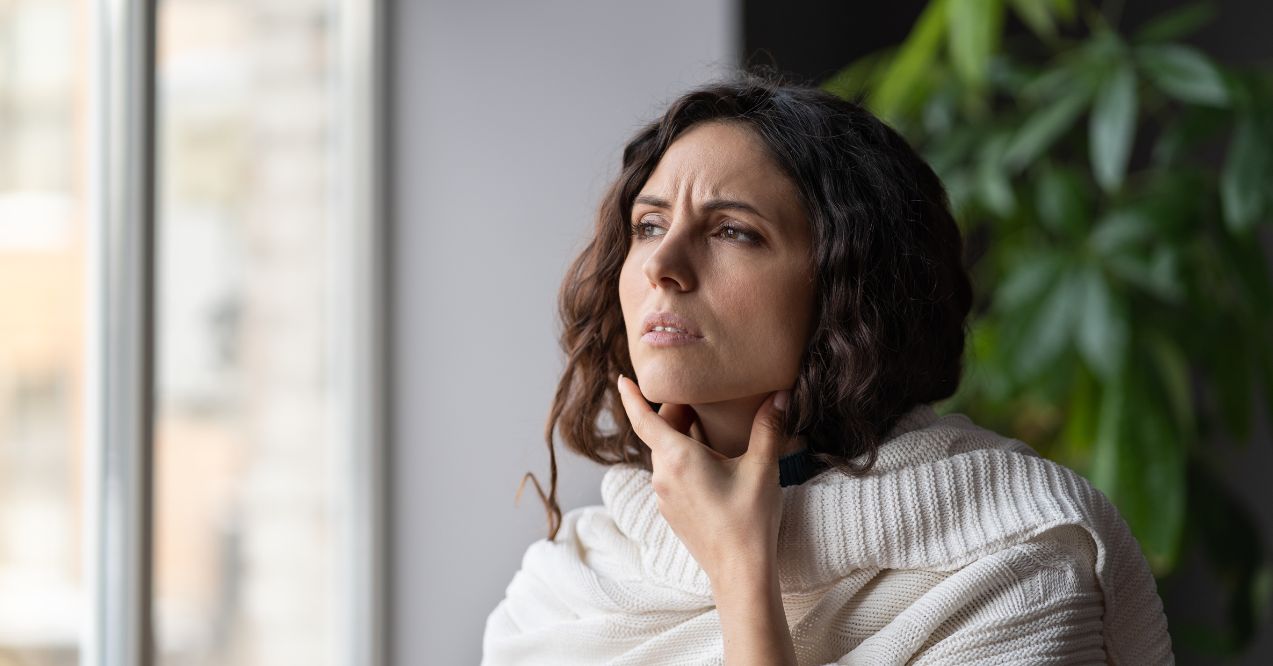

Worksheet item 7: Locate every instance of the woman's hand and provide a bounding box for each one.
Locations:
[614,373,794,583]
[616,374,800,665]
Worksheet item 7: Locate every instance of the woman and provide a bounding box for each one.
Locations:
[482,72,1174,665]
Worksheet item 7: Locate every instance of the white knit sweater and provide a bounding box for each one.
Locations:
[482,404,1174,665]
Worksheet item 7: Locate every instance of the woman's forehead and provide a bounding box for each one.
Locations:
[638,122,801,224]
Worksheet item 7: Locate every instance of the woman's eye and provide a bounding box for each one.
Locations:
[718,224,759,244]
[628,219,760,245]
[629,220,664,239]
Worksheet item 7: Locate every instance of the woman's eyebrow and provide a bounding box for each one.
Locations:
[633,194,772,222]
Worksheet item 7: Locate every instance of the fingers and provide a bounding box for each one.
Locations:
[744,389,793,465]
[619,374,790,468]
[615,374,669,452]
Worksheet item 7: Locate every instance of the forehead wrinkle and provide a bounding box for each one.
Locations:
[645,162,757,213]
[638,124,796,229]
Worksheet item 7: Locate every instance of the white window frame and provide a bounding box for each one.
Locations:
[331,1,388,665]
[82,1,386,664]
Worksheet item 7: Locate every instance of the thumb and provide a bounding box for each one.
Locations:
[744,389,793,465]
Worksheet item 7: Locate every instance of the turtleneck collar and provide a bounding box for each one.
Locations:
[778,402,945,486]
[599,402,1050,595]
[777,447,819,486]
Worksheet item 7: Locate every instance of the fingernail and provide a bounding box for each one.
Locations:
[774,390,790,411]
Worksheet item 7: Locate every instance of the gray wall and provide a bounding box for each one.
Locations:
[388,1,739,662]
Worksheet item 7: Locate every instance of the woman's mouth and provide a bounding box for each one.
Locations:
[641,326,704,347]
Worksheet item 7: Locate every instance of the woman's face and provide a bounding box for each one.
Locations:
[619,120,816,406]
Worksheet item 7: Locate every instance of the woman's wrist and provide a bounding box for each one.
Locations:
[708,552,775,588]
[711,561,797,666]
[711,564,781,612]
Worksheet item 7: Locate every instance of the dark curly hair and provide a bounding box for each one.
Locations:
[517,69,974,542]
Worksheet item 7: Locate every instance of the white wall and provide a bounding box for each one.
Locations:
[389,1,739,661]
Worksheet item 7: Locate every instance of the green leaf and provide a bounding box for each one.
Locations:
[873,0,950,121]
[1021,58,1079,102]
[1034,164,1088,238]
[943,171,976,216]
[1049,0,1075,21]
[948,0,1003,87]
[1008,0,1057,39]
[1144,329,1195,438]
[1132,2,1216,44]
[985,53,1037,94]
[1059,363,1098,473]
[1137,43,1230,106]
[922,77,964,135]
[975,132,1017,216]
[995,250,1065,310]
[1088,208,1156,257]
[976,163,1017,217]
[1220,115,1268,234]
[967,318,1016,401]
[1075,264,1129,381]
[1090,62,1138,192]
[1014,262,1084,377]
[1004,91,1089,170]
[1024,35,1118,106]
[1089,376,1124,494]
[1104,251,1185,304]
[1147,246,1186,302]
[1090,365,1187,575]
[925,125,979,174]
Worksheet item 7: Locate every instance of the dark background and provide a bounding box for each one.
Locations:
[742,1,1273,663]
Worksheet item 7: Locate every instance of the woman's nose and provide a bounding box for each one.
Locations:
[641,221,696,291]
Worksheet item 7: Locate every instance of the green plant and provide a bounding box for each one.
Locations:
[823,0,1273,656]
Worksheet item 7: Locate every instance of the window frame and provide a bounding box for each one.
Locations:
[82,1,387,664]
[330,0,389,664]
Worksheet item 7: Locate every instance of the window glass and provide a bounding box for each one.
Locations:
[154,1,338,663]
[0,1,88,663]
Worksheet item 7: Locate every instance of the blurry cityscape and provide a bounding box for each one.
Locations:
[1,0,343,664]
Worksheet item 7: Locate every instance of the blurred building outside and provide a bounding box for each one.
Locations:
[0,0,345,664]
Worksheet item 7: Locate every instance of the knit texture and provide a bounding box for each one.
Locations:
[483,404,1174,665]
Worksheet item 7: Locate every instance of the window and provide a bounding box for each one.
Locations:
[0,1,92,663]
[0,1,384,664]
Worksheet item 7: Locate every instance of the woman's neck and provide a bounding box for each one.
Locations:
[687,393,805,459]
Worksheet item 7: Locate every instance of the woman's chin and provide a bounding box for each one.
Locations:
[629,379,700,406]
[643,389,698,406]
